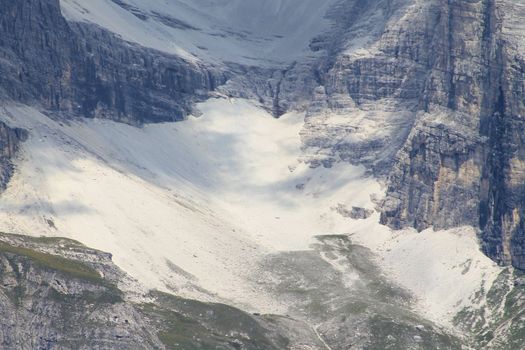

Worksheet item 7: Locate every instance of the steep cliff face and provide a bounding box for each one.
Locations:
[381,112,484,232]
[303,0,525,270]
[0,0,225,124]
[0,121,27,193]
[478,0,525,268]
[377,0,494,230]
[378,0,525,270]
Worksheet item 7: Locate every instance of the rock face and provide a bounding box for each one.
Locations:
[285,0,525,270]
[375,0,497,236]
[0,122,26,190]
[0,234,163,349]
[0,0,225,124]
[374,0,525,269]
[381,110,485,232]
[374,0,525,270]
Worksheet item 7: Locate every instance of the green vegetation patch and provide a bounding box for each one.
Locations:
[139,291,289,350]
[0,241,103,284]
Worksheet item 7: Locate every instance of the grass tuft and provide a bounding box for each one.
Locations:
[0,241,103,284]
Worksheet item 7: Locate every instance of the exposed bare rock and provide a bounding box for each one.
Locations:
[0,0,226,124]
[0,122,26,191]
[381,109,484,231]
[332,204,373,220]
[373,0,525,270]
[0,234,163,349]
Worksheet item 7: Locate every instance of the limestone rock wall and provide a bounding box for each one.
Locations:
[0,0,226,124]
[376,0,525,269]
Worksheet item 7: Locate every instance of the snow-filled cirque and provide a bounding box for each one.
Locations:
[0,100,501,329]
[5,0,525,347]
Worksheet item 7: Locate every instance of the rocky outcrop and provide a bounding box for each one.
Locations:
[377,0,525,270]
[381,111,484,231]
[0,122,27,190]
[297,0,431,170]
[0,0,226,124]
[0,234,163,349]
[0,233,325,350]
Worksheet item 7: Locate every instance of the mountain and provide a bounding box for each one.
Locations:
[1,0,525,349]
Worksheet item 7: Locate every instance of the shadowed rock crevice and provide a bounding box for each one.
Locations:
[0,121,27,191]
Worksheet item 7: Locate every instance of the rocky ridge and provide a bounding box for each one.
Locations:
[0,233,328,350]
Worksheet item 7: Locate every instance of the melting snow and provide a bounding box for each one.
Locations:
[0,99,501,328]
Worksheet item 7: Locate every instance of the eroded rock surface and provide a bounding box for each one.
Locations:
[277,0,525,271]
[0,0,225,124]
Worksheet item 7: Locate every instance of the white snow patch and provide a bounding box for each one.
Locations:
[0,100,376,314]
[0,98,502,328]
[351,223,501,327]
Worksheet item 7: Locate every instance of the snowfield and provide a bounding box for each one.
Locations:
[59,0,337,66]
[0,99,501,328]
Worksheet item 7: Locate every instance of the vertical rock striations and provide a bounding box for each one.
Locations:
[0,0,226,124]
[376,0,525,270]
[381,0,497,231]
[0,122,27,190]
[279,0,525,270]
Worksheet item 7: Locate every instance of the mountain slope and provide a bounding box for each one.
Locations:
[0,100,502,344]
[2,0,525,348]
[0,232,329,350]
[60,0,337,66]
